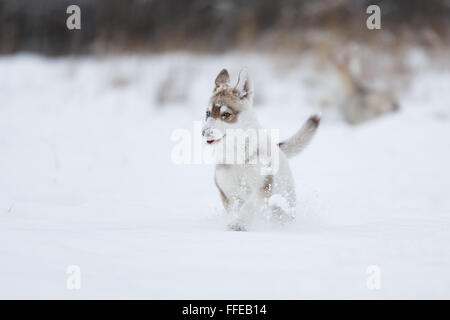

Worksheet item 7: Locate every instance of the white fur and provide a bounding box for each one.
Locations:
[203,69,319,231]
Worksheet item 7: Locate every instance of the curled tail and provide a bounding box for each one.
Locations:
[278,114,320,158]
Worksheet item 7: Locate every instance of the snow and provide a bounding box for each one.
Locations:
[0,53,449,299]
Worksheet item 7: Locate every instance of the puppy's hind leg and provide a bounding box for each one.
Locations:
[267,190,296,224]
[270,203,295,223]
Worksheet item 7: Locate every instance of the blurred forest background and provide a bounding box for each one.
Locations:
[1,0,449,124]
[1,0,449,55]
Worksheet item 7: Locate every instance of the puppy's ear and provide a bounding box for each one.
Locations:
[214,69,230,90]
[235,68,253,103]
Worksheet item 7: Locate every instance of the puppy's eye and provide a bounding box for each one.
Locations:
[206,111,211,118]
[221,112,231,120]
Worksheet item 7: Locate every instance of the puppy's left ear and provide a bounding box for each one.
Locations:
[235,68,253,104]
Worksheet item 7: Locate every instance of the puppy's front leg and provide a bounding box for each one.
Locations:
[228,192,261,231]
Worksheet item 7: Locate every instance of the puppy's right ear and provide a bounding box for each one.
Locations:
[214,69,230,90]
[234,68,253,103]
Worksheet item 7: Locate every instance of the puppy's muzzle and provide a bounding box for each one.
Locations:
[202,120,224,144]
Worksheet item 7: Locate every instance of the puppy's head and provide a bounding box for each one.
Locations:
[202,68,253,144]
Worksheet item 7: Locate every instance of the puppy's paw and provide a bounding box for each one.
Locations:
[228,222,247,232]
[270,205,295,223]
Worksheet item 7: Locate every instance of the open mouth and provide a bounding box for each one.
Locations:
[206,135,225,145]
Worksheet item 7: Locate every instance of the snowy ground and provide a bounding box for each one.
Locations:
[0,53,449,299]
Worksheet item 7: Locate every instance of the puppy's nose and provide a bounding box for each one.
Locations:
[202,125,214,137]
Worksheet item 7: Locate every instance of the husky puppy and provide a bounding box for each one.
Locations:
[202,68,320,231]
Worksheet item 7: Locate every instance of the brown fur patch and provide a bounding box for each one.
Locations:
[261,175,273,198]
[211,105,221,118]
[215,175,229,210]
[207,89,241,123]
[211,88,244,113]
[215,69,230,88]
[309,115,321,127]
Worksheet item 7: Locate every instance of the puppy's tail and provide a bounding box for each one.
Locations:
[278,114,320,158]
